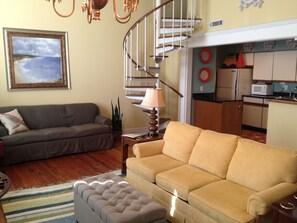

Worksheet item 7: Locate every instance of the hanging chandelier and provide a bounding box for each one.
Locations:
[46,0,140,24]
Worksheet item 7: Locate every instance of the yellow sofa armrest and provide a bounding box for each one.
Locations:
[247,182,297,217]
[133,140,164,158]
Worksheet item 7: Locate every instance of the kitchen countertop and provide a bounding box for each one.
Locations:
[245,94,297,104]
[193,93,242,103]
[193,93,297,104]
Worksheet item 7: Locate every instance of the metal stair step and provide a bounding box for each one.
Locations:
[160,26,194,35]
[126,76,158,82]
[156,45,183,54]
[137,66,160,74]
[158,35,190,44]
[149,55,169,63]
[125,85,155,92]
[125,94,145,100]
[161,17,202,23]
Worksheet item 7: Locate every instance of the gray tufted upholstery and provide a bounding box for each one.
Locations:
[73,172,166,223]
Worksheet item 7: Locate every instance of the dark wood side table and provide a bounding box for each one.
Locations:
[121,134,163,175]
[0,140,4,171]
[272,192,297,223]
[0,172,10,223]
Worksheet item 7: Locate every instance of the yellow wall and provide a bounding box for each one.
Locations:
[0,0,153,129]
[197,0,297,32]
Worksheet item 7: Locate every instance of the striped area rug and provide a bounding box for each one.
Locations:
[1,182,75,223]
[0,170,120,223]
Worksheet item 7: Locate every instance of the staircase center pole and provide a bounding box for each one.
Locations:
[155,0,162,131]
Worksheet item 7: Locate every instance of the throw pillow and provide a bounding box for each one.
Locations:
[0,109,29,135]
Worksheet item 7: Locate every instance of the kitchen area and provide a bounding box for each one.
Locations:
[192,39,297,150]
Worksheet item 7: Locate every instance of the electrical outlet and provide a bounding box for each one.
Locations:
[200,86,204,91]
[283,85,288,91]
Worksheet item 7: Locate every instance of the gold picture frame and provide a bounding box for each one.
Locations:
[3,28,70,90]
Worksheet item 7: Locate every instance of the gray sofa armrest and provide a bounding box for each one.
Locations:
[0,126,8,137]
[94,115,112,128]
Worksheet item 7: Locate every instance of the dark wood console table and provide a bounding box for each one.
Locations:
[121,134,163,175]
[272,192,297,223]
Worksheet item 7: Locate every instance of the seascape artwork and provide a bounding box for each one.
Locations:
[12,36,62,84]
[4,28,70,89]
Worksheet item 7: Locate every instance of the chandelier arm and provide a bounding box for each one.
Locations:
[113,0,132,23]
[115,14,131,24]
[87,0,93,24]
[52,0,76,18]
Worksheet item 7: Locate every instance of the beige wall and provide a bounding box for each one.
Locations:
[0,0,153,129]
[197,0,297,32]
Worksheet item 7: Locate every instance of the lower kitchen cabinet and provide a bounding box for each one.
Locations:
[193,100,243,136]
[242,96,268,129]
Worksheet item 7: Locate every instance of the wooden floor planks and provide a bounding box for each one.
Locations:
[1,141,129,191]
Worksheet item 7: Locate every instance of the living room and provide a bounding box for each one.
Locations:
[1,1,297,223]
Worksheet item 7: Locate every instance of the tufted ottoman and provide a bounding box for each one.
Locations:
[73,172,166,223]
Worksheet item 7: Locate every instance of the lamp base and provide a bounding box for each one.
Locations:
[147,107,159,138]
[148,131,159,138]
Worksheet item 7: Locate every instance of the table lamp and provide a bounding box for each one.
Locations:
[141,88,165,137]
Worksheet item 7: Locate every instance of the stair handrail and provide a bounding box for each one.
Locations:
[123,0,183,98]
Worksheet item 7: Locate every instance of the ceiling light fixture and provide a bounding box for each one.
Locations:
[46,0,140,24]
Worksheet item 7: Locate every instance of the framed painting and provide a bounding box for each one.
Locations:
[3,28,70,90]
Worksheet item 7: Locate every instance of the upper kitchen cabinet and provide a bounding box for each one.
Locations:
[253,52,274,81]
[243,53,254,66]
[272,51,297,81]
[253,51,297,81]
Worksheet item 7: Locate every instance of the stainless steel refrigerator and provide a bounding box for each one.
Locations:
[216,68,253,100]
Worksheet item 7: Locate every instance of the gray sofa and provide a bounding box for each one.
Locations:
[0,103,113,165]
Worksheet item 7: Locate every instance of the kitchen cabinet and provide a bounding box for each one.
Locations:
[272,51,297,81]
[243,53,254,66]
[253,52,274,81]
[242,96,268,129]
[267,100,297,151]
[253,51,297,81]
[194,100,243,136]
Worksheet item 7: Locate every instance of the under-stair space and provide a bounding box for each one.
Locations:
[123,0,201,124]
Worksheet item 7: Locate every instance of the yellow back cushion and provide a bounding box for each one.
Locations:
[162,121,201,163]
[189,130,238,178]
[227,138,297,191]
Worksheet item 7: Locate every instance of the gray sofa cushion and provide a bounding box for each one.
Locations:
[2,124,111,147]
[0,103,99,130]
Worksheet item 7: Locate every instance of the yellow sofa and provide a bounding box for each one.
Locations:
[126,121,297,223]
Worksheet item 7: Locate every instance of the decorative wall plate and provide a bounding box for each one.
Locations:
[263,41,275,50]
[286,39,297,49]
[243,42,254,52]
[200,48,212,64]
[240,0,263,10]
[198,68,211,83]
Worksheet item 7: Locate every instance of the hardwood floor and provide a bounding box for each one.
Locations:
[2,141,133,191]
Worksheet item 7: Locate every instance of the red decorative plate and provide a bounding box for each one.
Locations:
[198,68,211,83]
[200,48,212,64]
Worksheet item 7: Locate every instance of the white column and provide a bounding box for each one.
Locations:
[178,47,193,124]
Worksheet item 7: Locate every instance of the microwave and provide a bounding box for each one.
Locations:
[251,84,273,95]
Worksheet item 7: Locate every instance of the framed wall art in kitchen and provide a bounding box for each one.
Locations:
[3,28,70,90]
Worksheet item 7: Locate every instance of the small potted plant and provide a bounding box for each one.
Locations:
[111,97,123,141]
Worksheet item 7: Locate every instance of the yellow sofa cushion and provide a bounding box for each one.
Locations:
[189,130,238,178]
[156,164,221,201]
[227,138,297,192]
[188,180,256,223]
[126,154,185,183]
[162,121,202,163]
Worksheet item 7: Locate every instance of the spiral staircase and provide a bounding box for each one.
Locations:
[123,0,201,122]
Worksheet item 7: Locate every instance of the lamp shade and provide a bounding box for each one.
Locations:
[141,88,165,108]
